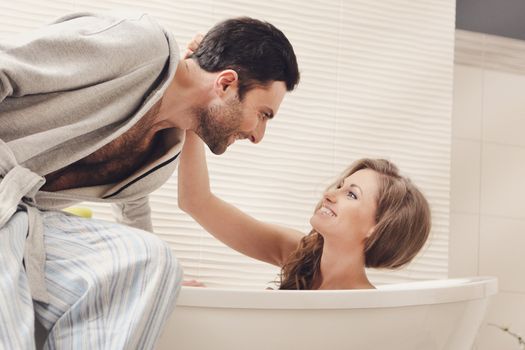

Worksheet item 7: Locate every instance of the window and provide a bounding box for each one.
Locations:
[2,0,454,288]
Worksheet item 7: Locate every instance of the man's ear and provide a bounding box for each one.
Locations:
[214,69,239,97]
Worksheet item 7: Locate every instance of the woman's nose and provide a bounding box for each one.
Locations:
[323,189,336,202]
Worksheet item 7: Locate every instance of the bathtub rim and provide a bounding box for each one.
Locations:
[175,276,498,310]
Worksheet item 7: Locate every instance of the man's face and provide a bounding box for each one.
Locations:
[195,81,287,155]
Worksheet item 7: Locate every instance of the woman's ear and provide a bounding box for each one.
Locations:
[365,225,376,240]
[214,69,239,97]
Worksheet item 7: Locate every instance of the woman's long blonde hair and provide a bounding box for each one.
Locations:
[278,158,431,290]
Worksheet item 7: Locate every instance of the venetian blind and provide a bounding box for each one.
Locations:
[1,0,455,288]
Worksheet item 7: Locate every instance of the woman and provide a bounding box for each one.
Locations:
[178,131,431,290]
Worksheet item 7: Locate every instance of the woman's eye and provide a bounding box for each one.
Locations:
[347,191,357,200]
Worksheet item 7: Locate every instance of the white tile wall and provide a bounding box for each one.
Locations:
[474,292,525,350]
[452,65,483,140]
[480,143,525,219]
[450,139,481,213]
[448,213,479,277]
[483,70,525,147]
[479,216,525,292]
[452,30,525,349]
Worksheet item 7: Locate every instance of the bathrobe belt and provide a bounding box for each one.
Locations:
[0,140,49,303]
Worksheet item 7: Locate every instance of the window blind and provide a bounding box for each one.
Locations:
[1,0,455,288]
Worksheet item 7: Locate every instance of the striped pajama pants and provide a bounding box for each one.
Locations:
[0,210,182,350]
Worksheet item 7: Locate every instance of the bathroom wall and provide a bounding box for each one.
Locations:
[451,29,525,349]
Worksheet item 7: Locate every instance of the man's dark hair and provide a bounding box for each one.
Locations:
[190,17,300,100]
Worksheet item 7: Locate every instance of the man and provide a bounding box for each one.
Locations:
[0,11,299,349]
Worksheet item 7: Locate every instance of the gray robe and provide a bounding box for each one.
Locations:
[0,11,183,302]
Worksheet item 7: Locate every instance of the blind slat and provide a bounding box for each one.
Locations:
[1,0,455,288]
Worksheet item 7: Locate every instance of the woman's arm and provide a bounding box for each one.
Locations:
[178,131,303,267]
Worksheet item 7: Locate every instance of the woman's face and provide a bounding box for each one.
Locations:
[310,169,380,244]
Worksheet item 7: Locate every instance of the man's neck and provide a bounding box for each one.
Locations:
[153,59,213,132]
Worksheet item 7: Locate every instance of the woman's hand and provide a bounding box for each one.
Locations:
[184,33,204,58]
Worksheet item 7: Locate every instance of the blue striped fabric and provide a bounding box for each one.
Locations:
[1,210,182,350]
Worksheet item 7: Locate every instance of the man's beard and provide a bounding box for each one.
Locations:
[195,96,245,155]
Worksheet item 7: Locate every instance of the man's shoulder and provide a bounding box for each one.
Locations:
[51,11,164,40]
[48,11,174,66]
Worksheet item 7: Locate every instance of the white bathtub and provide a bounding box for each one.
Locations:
[157,276,497,350]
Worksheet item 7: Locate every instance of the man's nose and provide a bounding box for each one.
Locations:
[249,119,267,144]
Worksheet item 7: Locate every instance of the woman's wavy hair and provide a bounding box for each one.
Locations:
[278,158,431,290]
